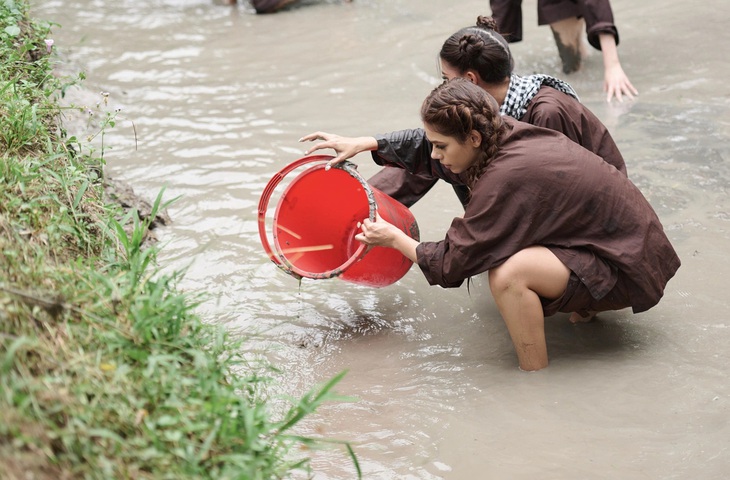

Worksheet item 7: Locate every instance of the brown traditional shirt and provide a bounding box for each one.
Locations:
[523,87,626,175]
[377,118,680,313]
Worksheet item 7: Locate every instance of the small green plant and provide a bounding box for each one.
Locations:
[76,90,138,163]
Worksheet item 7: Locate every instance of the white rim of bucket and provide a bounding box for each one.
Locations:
[258,159,377,280]
[274,160,377,281]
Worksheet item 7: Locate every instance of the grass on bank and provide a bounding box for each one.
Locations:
[0,1,360,478]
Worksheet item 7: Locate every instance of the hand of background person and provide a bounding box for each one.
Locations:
[299,131,378,170]
[603,61,638,103]
[599,33,639,103]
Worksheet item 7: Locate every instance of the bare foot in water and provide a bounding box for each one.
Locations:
[569,311,597,323]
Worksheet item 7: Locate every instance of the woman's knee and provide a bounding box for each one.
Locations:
[488,261,523,297]
[488,247,570,299]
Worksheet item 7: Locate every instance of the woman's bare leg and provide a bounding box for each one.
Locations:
[549,17,587,74]
[488,246,571,371]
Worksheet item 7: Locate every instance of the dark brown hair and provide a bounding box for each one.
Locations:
[439,15,513,84]
[421,78,511,187]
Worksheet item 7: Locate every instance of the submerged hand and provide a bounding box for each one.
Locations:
[299,131,377,170]
[604,63,638,103]
[598,33,639,103]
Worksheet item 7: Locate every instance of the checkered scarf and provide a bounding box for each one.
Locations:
[499,74,579,120]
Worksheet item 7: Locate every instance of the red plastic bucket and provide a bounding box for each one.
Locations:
[257,155,420,287]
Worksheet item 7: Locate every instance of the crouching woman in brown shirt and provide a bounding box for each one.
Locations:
[308,78,680,371]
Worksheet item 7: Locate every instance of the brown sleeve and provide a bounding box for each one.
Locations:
[580,0,619,50]
[415,163,529,288]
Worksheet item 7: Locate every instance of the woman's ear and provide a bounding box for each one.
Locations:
[469,130,482,147]
[465,70,479,85]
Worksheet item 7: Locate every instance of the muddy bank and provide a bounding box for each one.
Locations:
[53,56,170,244]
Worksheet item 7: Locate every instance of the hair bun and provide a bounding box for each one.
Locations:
[476,15,498,32]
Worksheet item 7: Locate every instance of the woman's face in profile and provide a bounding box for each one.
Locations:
[424,124,482,175]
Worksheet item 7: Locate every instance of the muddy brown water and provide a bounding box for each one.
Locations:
[34,0,729,478]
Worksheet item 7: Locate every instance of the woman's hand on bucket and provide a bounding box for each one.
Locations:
[356,213,419,262]
[299,132,379,170]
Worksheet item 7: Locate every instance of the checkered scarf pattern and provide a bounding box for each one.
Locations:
[499,74,579,120]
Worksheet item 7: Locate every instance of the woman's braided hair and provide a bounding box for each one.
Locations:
[421,78,511,187]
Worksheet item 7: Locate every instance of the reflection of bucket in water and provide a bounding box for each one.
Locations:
[257,155,420,287]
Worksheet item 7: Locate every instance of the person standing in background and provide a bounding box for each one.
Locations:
[490,0,638,102]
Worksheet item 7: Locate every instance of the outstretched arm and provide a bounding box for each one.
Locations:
[599,32,638,103]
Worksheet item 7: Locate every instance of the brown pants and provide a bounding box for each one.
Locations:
[489,0,618,50]
[542,272,633,317]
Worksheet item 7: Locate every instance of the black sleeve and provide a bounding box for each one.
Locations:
[367,129,470,208]
[370,128,460,184]
[371,128,435,175]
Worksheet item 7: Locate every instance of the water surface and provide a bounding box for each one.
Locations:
[34,0,730,478]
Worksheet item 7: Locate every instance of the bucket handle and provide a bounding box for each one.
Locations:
[257,155,375,278]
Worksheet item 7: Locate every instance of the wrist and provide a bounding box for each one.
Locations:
[361,136,378,151]
[390,230,419,262]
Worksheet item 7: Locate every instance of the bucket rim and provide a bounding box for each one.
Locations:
[258,155,377,281]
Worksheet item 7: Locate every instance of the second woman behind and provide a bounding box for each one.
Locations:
[303,16,628,208]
